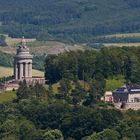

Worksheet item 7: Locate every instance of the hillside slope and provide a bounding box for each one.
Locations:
[0,0,139,43]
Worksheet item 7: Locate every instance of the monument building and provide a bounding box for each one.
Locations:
[0,37,45,92]
[14,37,33,81]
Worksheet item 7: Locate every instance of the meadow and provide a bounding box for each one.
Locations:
[106,76,126,91]
[0,35,84,56]
[0,66,44,78]
[98,33,140,38]
[0,91,16,103]
[103,43,140,47]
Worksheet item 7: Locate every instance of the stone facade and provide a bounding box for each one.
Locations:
[128,91,140,103]
[14,37,33,81]
[0,80,19,91]
[13,37,45,85]
[125,102,140,110]
[113,84,140,110]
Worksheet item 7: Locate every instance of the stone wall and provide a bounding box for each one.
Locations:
[125,103,140,110]
[128,93,140,102]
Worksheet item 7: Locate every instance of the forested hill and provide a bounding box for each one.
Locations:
[0,0,140,43]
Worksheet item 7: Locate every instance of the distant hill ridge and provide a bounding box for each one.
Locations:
[0,0,140,43]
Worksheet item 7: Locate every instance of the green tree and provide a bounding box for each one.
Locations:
[43,129,64,140]
[129,55,140,84]
[87,73,106,105]
[59,78,72,99]
[16,80,32,100]
[85,129,120,140]
[71,81,85,106]
[0,119,15,139]
[34,83,47,100]
[19,120,36,140]
[45,55,61,84]
[47,84,54,100]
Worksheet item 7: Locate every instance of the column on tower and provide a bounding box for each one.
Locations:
[28,62,32,78]
[19,63,23,80]
[17,63,20,80]
[14,63,18,80]
[23,63,25,78]
[25,62,29,78]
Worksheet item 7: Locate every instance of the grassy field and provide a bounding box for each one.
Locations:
[0,66,44,78]
[2,33,140,54]
[28,41,84,55]
[0,36,84,55]
[106,76,126,91]
[5,35,36,46]
[95,32,140,48]
[0,91,16,103]
[97,33,140,38]
[102,43,140,47]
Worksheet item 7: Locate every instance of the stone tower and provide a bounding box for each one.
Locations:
[14,37,33,81]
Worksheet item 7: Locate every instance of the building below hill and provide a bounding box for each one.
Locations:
[104,91,113,102]
[112,84,140,110]
[0,37,45,92]
[113,84,140,103]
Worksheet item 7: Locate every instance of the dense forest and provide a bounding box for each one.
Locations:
[0,0,139,43]
[0,79,140,140]
[0,1,140,139]
[45,47,140,85]
[1,46,140,140]
[1,46,140,84]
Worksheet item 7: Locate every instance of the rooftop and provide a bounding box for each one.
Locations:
[113,84,140,94]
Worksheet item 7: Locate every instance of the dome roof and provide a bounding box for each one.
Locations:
[15,37,33,59]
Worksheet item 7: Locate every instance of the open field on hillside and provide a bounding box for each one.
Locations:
[0,91,16,103]
[2,33,140,54]
[94,33,140,48]
[5,35,36,46]
[0,41,84,55]
[0,66,44,78]
[0,35,84,55]
[28,41,84,55]
[106,76,125,91]
[97,33,140,38]
[102,43,140,47]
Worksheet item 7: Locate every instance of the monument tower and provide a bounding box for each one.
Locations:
[0,37,45,91]
[14,37,33,81]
